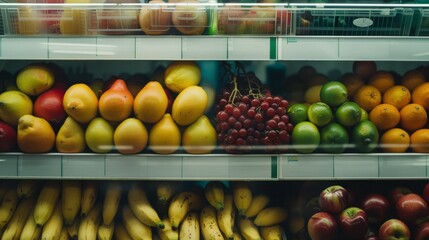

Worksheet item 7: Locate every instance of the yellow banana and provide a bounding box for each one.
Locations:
[66,216,79,239]
[59,226,69,240]
[238,218,262,240]
[254,207,287,227]
[20,208,42,240]
[102,181,122,226]
[80,181,99,218]
[62,180,82,225]
[179,212,199,240]
[158,218,178,240]
[97,223,114,240]
[127,183,164,229]
[1,196,35,240]
[122,205,153,240]
[78,203,101,240]
[168,191,203,229]
[0,189,19,229]
[204,181,225,211]
[244,194,270,218]
[200,205,223,240]
[114,222,132,240]
[16,180,42,199]
[231,182,252,217]
[260,225,285,240]
[34,181,61,226]
[155,181,178,205]
[217,194,235,240]
[41,201,63,240]
[233,231,243,240]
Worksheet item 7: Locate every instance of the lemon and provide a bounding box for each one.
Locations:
[164,61,201,93]
[308,102,333,127]
[304,85,322,104]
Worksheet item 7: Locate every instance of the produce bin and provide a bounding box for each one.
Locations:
[414,8,429,36]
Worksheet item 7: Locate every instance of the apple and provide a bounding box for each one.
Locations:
[395,193,429,226]
[338,207,369,240]
[414,222,429,240]
[0,121,17,152]
[422,182,429,205]
[360,193,391,227]
[307,212,339,240]
[390,187,412,205]
[319,185,349,214]
[378,219,410,240]
[33,83,67,126]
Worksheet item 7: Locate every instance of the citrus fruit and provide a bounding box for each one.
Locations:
[320,81,348,107]
[351,120,379,153]
[341,73,365,99]
[380,128,410,153]
[307,102,333,127]
[335,102,362,127]
[304,85,322,104]
[369,103,400,131]
[382,85,411,110]
[353,85,382,112]
[307,73,328,87]
[360,107,368,121]
[287,103,309,125]
[353,61,377,80]
[368,71,395,94]
[402,69,426,92]
[410,129,429,153]
[291,121,320,154]
[319,122,349,153]
[399,103,428,132]
[412,82,429,110]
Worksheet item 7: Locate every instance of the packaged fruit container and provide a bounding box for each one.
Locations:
[414,8,429,36]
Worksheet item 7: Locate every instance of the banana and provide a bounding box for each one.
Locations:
[127,183,164,229]
[204,181,225,211]
[80,181,99,218]
[66,216,79,239]
[231,182,252,217]
[200,205,223,240]
[244,194,270,218]
[1,196,35,240]
[115,222,132,240]
[233,231,243,240]
[155,181,178,205]
[16,180,42,199]
[253,207,287,227]
[179,212,199,240]
[59,226,69,240]
[168,191,203,229]
[41,201,63,240]
[238,218,262,240]
[0,189,19,229]
[217,194,235,240]
[78,203,101,240]
[102,181,122,226]
[260,225,285,240]
[122,205,153,240]
[62,180,82,225]
[158,218,178,240]
[34,180,61,226]
[97,223,114,240]
[20,208,42,240]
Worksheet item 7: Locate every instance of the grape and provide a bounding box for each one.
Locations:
[242,95,250,103]
[228,117,236,126]
[265,96,273,104]
[251,99,260,107]
[224,104,234,114]
[267,119,277,129]
[217,111,228,122]
[261,101,269,111]
[243,119,252,129]
[223,91,230,99]
[280,99,289,108]
[238,116,246,123]
[232,108,241,118]
[277,107,286,116]
[247,108,256,119]
[219,98,228,107]
[221,122,229,131]
[268,130,277,140]
[230,129,239,139]
[257,123,265,131]
[255,113,263,123]
[234,122,242,130]
[281,115,289,123]
[272,115,280,123]
[278,121,286,130]
[236,138,246,145]
[239,128,247,137]
[238,103,248,113]
[266,108,276,117]
[273,96,281,104]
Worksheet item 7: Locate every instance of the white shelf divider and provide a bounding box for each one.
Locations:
[280,155,334,179]
[334,155,379,179]
[62,155,105,178]
[379,155,427,178]
[48,37,97,59]
[18,155,62,178]
[1,37,48,59]
[0,155,17,177]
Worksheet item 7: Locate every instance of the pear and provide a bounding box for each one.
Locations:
[114,118,148,154]
[16,64,55,96]
[182,115,216,154]
[134,81,168,124]
[98,79,134,122]
[0,90,33,126]
[56,116,86,153]
[172,86,208,126]
[149,113,180,154]
[17,115,55,153]
[63,83,98,124]
[85,117,114,153]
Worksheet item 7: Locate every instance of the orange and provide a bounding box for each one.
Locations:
[382,85,411,110]
[402,69,426,92]
[341,73,365,99]
[380,128,410,153]
[353,85,382,112]
[399,103,427,132]
[410,129,429,153]
[412,82,429,110]
[369,103,400,131]
[368,71,395,94]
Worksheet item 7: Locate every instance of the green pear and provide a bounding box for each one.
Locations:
[16,64,55,96]
[56,116,86,153]
[85,117,114,153]
[0,91,33,126]
[182,115,216,154]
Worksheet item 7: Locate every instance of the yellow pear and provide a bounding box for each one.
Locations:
[114,118,148,154]
[134,81,168,123]
[17,115,55,153]
[172,86,208,126]
[182,115,216,154]
[56,116,86,153]
[85,117,114,153]
[16,64,55,96]
[0,90,33,126]
[149,113,180,154]
[63,83,98,123]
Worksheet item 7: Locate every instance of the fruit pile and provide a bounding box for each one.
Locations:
[0,179,288,240]
[0,61,217,154]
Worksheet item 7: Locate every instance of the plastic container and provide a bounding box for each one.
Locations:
[414,8,429,36]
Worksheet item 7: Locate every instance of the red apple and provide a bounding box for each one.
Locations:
[422,182,429,205]
[414,222,429,240]
[360,193,391,226]
[0,121,17,152]
[378,219,410,240]
[338,207,369,240]
[396,193,429,226]
[390,187,412,205]
[319,185,349,214]
[33,83,67,125]
[307,212,339,240]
